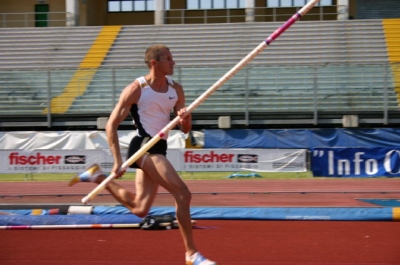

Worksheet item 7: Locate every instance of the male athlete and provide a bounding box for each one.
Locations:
[69,44,216,265]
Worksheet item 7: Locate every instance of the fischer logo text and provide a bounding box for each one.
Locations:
[9,152,62,165]
[184,151,234,163]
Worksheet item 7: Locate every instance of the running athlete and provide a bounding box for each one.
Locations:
[69,44,216,265]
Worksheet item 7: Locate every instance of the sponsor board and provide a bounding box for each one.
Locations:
[0,149,308,173]
[182,149,307,172]
[312,147,400,177]
[1,150,107,173]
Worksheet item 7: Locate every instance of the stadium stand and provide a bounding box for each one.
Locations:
[0,27,102,69]
[0,19,399,129]
[43,26,122,114]
[383,19,400,103]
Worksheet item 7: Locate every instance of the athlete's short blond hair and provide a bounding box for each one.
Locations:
[144,44,170,68]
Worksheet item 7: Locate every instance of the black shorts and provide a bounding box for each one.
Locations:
[127,135,167,169]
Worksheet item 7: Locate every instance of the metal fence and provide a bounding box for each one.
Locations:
[0,63,399,129]
[165,5,341,24]
[0,5,341,28]
[0,12,73,28]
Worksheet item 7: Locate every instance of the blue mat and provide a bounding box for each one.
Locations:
[358,199,400,207]
[1,206,400,225]
[0,214,142,226]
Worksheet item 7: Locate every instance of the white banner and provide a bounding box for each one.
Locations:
[0,130,188,150]
[0,149,307,174]
[181,149,308,172]
[1,150,107,174]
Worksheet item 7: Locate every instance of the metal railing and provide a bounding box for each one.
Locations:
[0,63,399,128]
[0,12,73,28]
[0,5,341,28]
[165,5,341,24]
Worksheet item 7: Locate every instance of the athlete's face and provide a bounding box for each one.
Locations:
[156,49,175,75]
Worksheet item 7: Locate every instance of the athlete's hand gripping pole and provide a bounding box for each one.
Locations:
[81,0,321,204]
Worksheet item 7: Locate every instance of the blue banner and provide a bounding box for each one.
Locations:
[204,128,400,148]
[311,148,400,177]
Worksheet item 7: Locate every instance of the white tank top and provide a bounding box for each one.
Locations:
[130,76,178,140]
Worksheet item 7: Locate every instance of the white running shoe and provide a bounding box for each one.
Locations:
[186,252,217,265]
[68,164,104,186]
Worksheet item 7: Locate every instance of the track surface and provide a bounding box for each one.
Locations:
[1,179,400,206]
[1,179,400,264]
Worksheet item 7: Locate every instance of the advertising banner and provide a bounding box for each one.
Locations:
[0,149,307,174]
[1,150,108,173]
[181,149,307,172]
[311,148,400,177]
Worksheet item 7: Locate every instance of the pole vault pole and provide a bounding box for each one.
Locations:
[81,0,321,204]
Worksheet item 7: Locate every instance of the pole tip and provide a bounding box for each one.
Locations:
[81,196,90,204]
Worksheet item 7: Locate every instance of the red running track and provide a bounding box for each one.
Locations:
[1,179,400,206]
[1,220,399,265]
[1,179,400,264]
